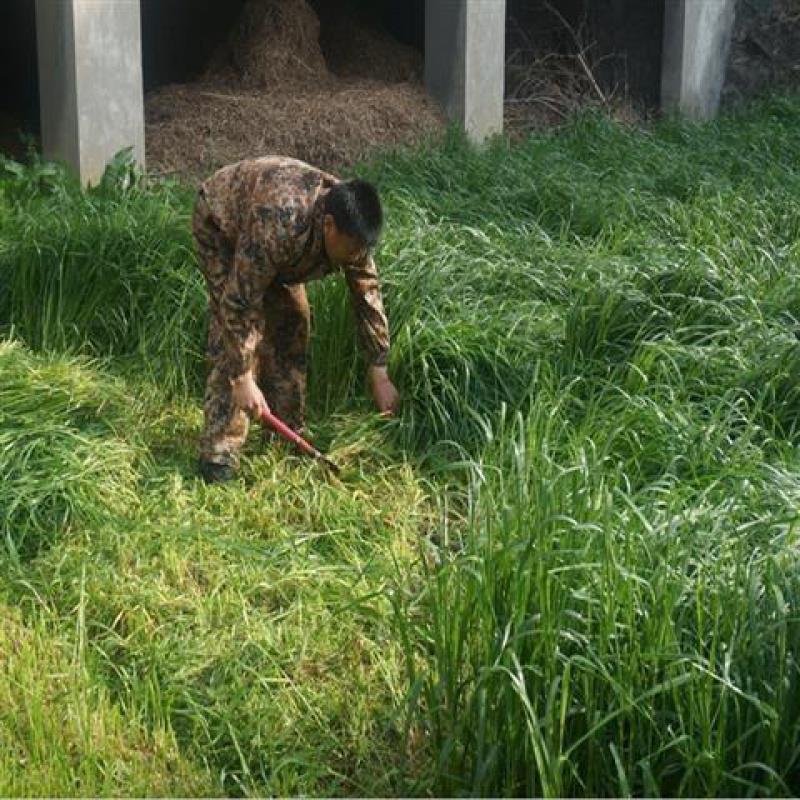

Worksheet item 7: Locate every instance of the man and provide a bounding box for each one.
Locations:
[193,156,400,484]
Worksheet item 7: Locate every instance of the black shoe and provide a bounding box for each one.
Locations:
[199,460,236,484]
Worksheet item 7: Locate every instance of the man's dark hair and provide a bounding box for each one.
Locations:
[324,179,383,248]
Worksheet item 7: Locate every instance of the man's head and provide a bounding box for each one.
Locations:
[323,179,383,264]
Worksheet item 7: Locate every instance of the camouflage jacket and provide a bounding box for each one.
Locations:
[198,156,390,378]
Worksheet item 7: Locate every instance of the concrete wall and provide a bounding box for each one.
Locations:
[465,1,506,139]
[662,0,736,119]
[425,0,506,142]
[36,0,145,183]
[36,0,80,168]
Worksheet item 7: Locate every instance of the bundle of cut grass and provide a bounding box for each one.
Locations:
[145,0,443,177]
[0,339,144,557]
[215,0,328,88]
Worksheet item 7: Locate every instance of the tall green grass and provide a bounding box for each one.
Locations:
[375,95,800,795]
[1,93,800,795]
[394,399,800,796]
[0,155,204,395]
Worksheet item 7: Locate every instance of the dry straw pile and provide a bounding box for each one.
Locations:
[145,0,444,178]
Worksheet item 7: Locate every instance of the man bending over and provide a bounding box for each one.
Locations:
[193,156,400,483]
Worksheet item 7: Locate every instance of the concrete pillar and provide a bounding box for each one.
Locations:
[35,0,145,184]
[661,0,736,120]
[425,0,506,142]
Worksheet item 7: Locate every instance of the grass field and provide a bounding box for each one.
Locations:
[1,93,800,796]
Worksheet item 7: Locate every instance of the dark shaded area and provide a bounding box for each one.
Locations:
[383,0,425,50]
[587,0,665,106]
[140,0,247,90]
[309,0,424,50]
[0,0,39,153]
[507,0,665,107]
[724,0,800,107]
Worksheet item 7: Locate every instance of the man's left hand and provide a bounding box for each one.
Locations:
[368,365,400,416]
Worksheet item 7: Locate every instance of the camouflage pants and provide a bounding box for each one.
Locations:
[193,195,310,468]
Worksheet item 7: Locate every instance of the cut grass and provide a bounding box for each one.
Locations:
[1,410,431,796]
[1,93,800,795]
[0,340,145,560]
[0,604,218,797]
[0,339,431,795]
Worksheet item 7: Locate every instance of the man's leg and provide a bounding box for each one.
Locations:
[199,343,250,481]
[194,194,249,482]
[258,283,311,434]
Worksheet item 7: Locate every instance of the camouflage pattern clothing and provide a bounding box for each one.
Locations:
[193,156,390,468]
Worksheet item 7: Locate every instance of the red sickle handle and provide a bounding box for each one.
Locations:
[258,409,340,474]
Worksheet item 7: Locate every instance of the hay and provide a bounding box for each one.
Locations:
[146,81,442,178]
[213,0,328,88]
[145,0,443,179]
[318,6,423,84]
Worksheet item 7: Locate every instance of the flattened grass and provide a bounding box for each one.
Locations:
[0,340,145,559]
[0,337,429,795]
[0,604,217,797]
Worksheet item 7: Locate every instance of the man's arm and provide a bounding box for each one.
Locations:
[218,234,276,416]
[343,253,390,367]
[343,255,400,414]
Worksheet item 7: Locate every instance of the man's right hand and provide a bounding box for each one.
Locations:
[230,371,270,419]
